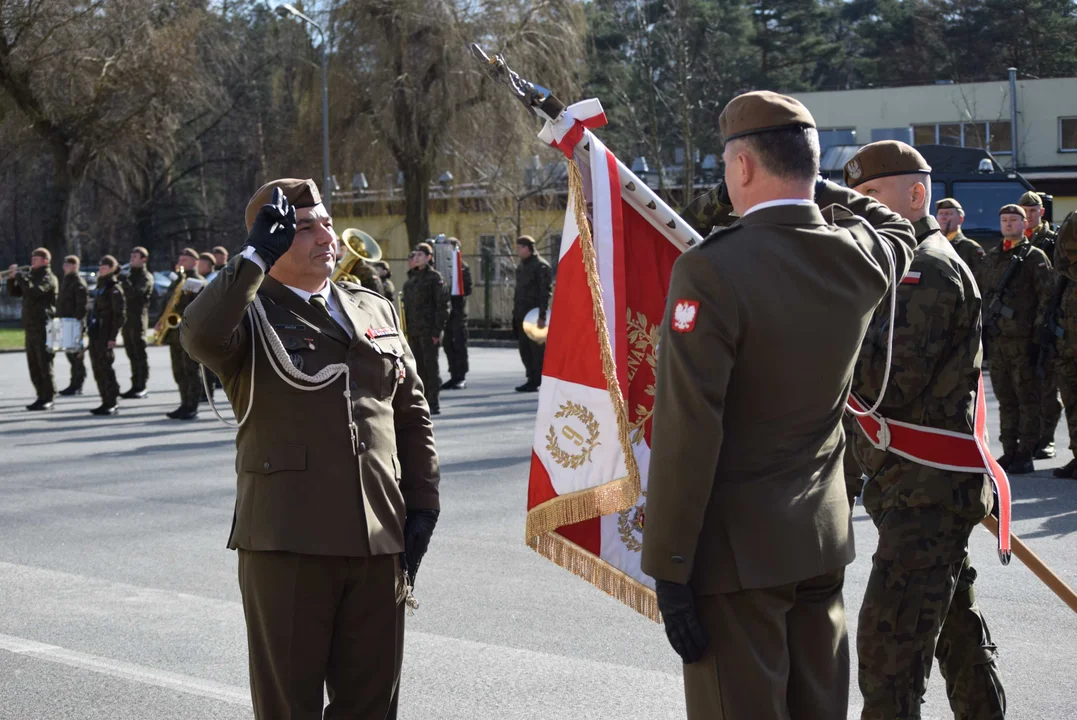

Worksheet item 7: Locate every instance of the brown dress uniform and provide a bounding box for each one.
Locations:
[182,249,440,719]
[8,263,59,403]
[164,264,205,412]
[642,106,917,720]
[88,270,126,408]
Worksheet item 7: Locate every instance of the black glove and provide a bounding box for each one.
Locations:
[714,179,731,207]
[245,187,296,268]
[403,508,439,586]
[655,579,709,664]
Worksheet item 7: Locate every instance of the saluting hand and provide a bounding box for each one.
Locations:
[655,579,709,664]
[245,187,297,268]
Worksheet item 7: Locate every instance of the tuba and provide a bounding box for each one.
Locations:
[331,228,382,285]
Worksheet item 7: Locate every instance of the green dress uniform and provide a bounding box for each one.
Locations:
[56,271,88,393]
[512,253,552,388]
[164,268,205,412]
[8,265,58,404]
[121,265,155,393]
[846,211,1004,719]
[181,254,440,720]
[401,265,449,413]
[974,236,1053,464]
[443,261,472,386]
[642,183,917,720]
[88,272,126,408]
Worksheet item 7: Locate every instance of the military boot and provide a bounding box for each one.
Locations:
[1034,438,1056,460]
[996,449,1017,471]
[59,386,83,396]
[1052,457,1077,478]
[1008,450,1035,475]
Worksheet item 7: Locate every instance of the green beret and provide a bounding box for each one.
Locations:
[1018,191,1043,207]
[244,178,322,232]
[999,204,1027,218]
[843,141,931,188]
[935,198,963,211]
[719,91,816,143]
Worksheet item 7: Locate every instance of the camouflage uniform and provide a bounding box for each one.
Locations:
[1029,220,1063,452]
[8,266,58,402]
[948,228,986,276]
[56,271,88,392]
[164,269,205,410]
[974,238,1053,459]
[680,182,737,237]
[88,272,126,407]
[848,216,1004,719]
[443,261,472,384]
[402,265,449,412]
[512,253,552,388]
[1050,212,1077,476]
[121,265,154,392]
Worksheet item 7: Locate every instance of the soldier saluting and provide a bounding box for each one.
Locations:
[834,141,1006,718]
[181,179,440,719]
[642,91,916,720]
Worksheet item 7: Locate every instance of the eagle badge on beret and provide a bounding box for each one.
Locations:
[846,159,862,181]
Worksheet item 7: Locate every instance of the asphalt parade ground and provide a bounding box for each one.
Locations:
[1,347,1075,719]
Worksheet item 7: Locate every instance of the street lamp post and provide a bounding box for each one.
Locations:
[276,3,331,213]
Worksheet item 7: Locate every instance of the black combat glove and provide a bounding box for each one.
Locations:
[403,508,439,586]
[655,579,709,664]
[244,187,297,268]
[714,178,731,207]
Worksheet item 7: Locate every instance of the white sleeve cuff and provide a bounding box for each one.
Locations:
[241,246,267,272]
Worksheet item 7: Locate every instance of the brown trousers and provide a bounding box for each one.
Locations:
[684,569,849,720]
[238,550,405,720]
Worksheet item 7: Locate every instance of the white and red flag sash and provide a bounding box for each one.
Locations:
[526,100,702,621]
[449,246,465,297]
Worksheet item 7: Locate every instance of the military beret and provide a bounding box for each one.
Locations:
[32,247,51,262]
[935,198,963,211]
[211,246,229,256]
[415,242,433,257]
[244,178,322,232]
[999,204,1027,218]
[131,246,149,258]
[63,255,80,266]
[179,247,198,259]
[719,91,816,143]
[843,141,931,188]
[517,235,536,249]
[99,255,119,268]
[1018,191,1043,207]
[198,252,215,264]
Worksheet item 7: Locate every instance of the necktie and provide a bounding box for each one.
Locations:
[309,293,333,321]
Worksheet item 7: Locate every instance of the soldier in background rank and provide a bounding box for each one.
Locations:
[936,198,986,272]
[512,235,552,393]
[1020,191,1063,459]
[835,142,1005,719]
[121,246,154,399]
[88,255,126,416]
[7,248,58,410]
[441,237,472,390]
[212,245,229,273]
[402,242,448,415]
[374,260,396,303]
[642,91,917,720]
[164,248,204,420]
[57,255,88,396]
[1050,212,1077,478]
[974,205,1053,473]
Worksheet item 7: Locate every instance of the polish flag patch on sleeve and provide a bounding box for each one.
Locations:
[672,300,699,333]
[901,271,922,285]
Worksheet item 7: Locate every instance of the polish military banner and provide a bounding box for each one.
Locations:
[524,99,703,621]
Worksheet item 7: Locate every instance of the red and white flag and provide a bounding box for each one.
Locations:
[449,246,465,296]
[525,100,702,621]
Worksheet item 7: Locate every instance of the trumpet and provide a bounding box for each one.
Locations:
[331,228,382,285]
[8,265,30,278]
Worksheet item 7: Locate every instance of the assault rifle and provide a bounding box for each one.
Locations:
[984,244,1033,337]
[1036,275,1069,378]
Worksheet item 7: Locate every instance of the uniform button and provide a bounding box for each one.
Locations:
[671,555,685,565]
[263,461,271,470]
[358,442,368,453]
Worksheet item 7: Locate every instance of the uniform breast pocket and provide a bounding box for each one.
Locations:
[275,327,320,375]
[371,338,406,400]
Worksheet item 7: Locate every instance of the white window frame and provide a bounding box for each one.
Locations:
[1060,117,1077,153]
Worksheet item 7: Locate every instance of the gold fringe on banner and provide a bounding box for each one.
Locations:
[529,531,660,623]
[524,146,656,622]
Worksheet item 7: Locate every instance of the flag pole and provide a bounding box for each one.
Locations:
[981,515,1077,614]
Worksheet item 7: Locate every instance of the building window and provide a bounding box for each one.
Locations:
[911,121,1012,154]
[818,128,856,154]
[1061,117,1077,153]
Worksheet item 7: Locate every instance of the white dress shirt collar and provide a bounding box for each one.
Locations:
[742,198,815,217]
